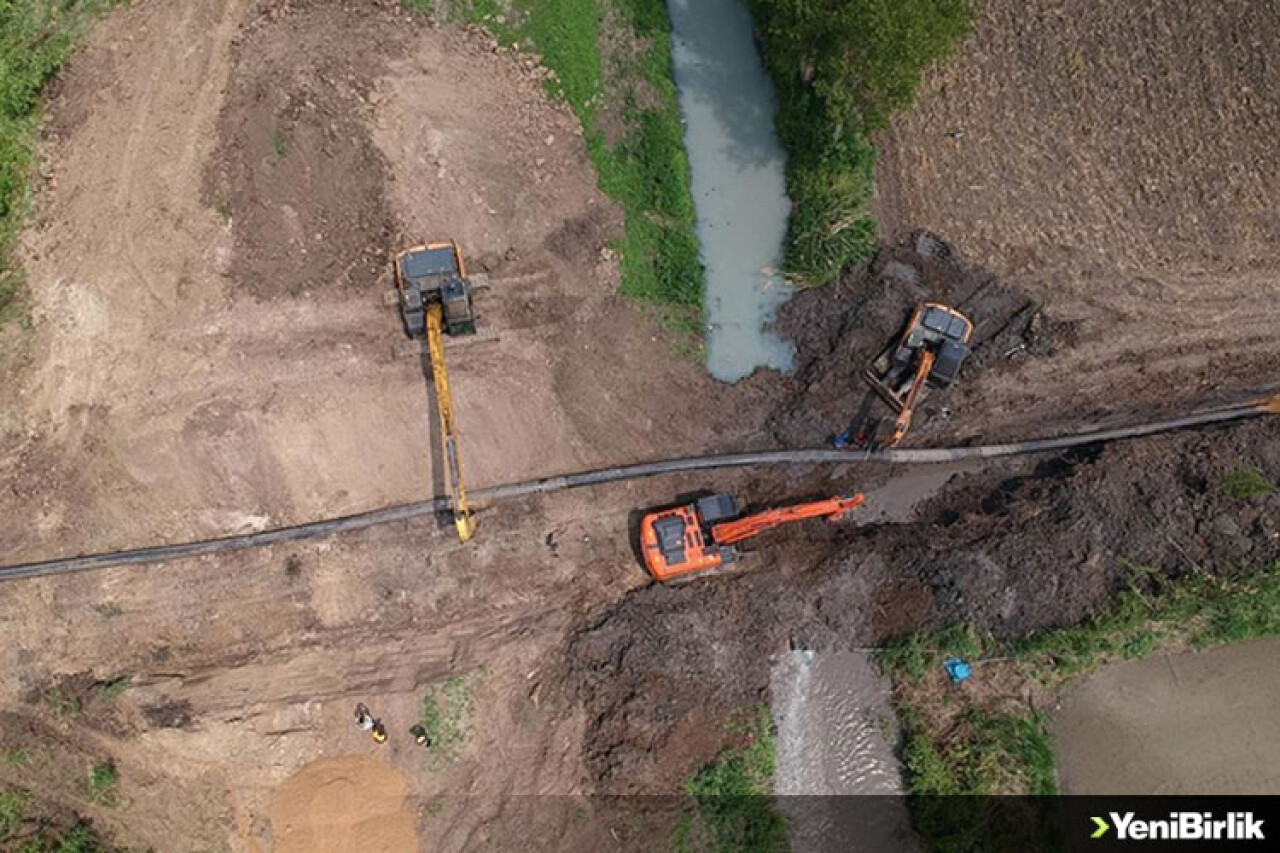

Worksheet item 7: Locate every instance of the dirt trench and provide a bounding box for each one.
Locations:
[565,416,1280,793]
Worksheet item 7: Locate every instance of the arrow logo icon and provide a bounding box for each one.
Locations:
[1091,816,1111,839]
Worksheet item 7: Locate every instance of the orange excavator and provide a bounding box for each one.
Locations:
[837,302,974,449]
[639,493,865,582]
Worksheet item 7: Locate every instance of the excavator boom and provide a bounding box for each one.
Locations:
[710,495,865,546]
[889,349,935,447]
[426,302,475,541]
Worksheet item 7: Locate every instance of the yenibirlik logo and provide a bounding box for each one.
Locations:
[1091,812,1265,842]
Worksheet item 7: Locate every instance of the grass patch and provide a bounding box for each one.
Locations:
[0,0,123,329]
[1220,464,1277,500]
[1009,563,1280,681]
[3,749,29,768]
[403,0,434,12]
[85,761,117,807]
[880,562,1280,850]
[901,705,1056,797]
[417,675,477,767]
[680,707,788,853]
[448,0,517,43]
[98,677,128,699]
[42,687,83,718]
[0,790,26,837]
[877,623,988,684]
[8,820,119,853]
[456,0,704,336]
[884,564,1280,691]
[745,0,974,284]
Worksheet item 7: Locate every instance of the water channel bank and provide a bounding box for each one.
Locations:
[666,0,794,382]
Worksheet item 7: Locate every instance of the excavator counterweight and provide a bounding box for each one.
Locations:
[640,493,865,582]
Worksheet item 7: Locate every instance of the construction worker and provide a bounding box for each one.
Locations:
[355,703,387,744]
[409,724,432,748]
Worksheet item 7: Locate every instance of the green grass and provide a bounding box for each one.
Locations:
[50,824,105,853]
[1220,464,1277,499]
[403,0,434,12]
[0,790,27,837]
[272,129,287,158]
[42,687,83,718]
[745,0,974,284]
[3,788,122,852]
[418,675,477,767]
[680,707,788,853]
[901,706,1056,797]
[4,749,30,768]
[0,0,123,329]
[459,0,704,335]
[17,822,116,853]
[1009,563,1280,681]
[448,0,517,42]
[882,563,1280,691]
[98,677,128,700]
[877,623,988,684]
[85,761,117,807]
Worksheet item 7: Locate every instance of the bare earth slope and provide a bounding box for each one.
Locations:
[0,0,775,566]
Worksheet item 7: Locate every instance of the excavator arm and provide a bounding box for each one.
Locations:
[710,495,864,546]
[427,302,476,542]
[888,349,935,447]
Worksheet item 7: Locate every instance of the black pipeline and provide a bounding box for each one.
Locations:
[1,395,1275,582]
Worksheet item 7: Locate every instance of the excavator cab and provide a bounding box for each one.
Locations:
[642,494,739,582]
[394,242,477,338]
[862,302,973,446]
[640,493,863,582]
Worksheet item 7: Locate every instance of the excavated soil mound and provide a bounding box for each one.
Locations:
[567,417,1280,791]
[203,0,409,298]
[769,232,1066,447]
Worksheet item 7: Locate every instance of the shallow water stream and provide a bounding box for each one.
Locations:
[666,0,794,382]
[772,650,919,853]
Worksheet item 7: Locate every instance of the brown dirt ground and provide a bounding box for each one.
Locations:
[0,0,1277,848]
[566,417,1280,793]
[0,0,774,850]
[872,0,1280,434]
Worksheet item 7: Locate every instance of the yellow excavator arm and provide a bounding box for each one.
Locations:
[426,302,476,542]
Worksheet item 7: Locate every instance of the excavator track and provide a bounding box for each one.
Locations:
[1,395,1274,582]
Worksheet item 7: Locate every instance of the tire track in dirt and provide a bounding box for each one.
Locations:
[111,0,247,310]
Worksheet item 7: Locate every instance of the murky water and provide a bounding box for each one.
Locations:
[666,0,795,382]
[1054,638,1280,794]
[772,650,921,853]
